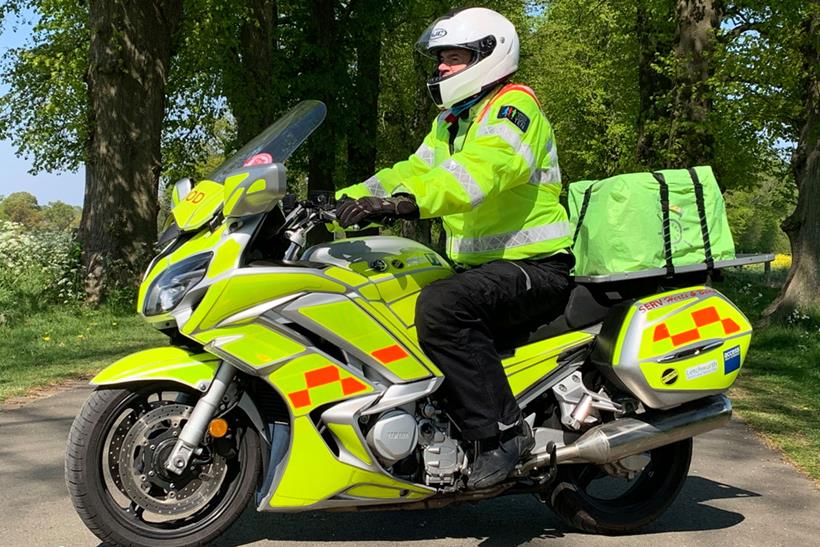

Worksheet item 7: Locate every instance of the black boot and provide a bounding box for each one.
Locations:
[466,422,535,490]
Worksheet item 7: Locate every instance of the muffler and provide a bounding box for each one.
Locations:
[522,394,732,473]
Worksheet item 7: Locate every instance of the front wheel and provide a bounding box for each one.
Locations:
[543,438,692,535]
[65,384,261,547]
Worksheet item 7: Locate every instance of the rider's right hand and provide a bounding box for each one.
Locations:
[336,195,419,228]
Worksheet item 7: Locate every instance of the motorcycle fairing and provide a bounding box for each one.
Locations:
[91,347,220,392]
[265,414,434,509]
[171,180,224,231]
[137,222,249,323]
[503,331,595,396]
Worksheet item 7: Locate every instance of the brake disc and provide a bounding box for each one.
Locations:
[117,403,228,517]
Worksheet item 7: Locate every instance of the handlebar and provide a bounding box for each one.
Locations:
[279,193,340,260]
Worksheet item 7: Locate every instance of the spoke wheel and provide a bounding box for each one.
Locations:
[543,438,692,535]
[66,384,262,547]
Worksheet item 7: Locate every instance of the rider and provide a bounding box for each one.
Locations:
[336,7,574,489]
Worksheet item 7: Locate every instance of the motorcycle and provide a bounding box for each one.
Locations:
[66,100,756,546]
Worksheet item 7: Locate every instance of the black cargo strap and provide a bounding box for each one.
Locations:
[689,167,715,270]
[572,185,594,246]
[652,172,675,277]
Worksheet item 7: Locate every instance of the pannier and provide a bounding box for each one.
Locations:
[568,166,736,278]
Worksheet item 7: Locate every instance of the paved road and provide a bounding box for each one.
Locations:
[1,383,818,547]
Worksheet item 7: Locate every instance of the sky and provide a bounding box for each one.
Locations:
[0,9,86,207]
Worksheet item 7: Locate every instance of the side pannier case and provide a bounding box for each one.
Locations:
[592,286,751,409]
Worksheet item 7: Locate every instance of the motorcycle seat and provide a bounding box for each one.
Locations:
[523,284,613,345]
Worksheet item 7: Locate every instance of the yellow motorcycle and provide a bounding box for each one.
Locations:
[66,101,755,546]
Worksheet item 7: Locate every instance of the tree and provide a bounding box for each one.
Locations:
[0,1,89,174]
[81,0,183,301]
[765,1,820,318]
[665,0,724,167]
[41,200,81,231]
[0,191,41,227]
[635,0,676,167]
[525,0,641,181]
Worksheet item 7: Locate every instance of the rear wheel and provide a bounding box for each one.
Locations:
[65,384,261,547]
[544,438,692,534]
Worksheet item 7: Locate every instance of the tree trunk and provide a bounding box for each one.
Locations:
[346,0,383,182]
[81,0,182,303]
[305,0,339,198]
[302,0,342,246]
[665,0,723,167]
[764,10,820,319]
[225,0,282,146]
[635,0,675,167]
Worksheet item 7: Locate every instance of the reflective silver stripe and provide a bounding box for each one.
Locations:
[530,167,562,185]
[450,221,571,254]
[415,142,435,166]
[476,123,536,174]
[441,158,485,208]
[363,175,387,197]
[529,134,562,185]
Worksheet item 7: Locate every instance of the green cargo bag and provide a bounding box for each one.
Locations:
[568,166,736,277]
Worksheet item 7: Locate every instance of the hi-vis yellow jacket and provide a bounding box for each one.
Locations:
[339,83,572,267]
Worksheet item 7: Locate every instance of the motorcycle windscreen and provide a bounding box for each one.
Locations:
[207,100,327,184]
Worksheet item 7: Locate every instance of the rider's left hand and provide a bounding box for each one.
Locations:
[336,195,419,228]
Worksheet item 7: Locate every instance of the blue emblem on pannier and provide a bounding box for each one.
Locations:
[723,345,741,374]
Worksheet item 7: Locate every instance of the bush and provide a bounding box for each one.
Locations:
[0,219,83,324]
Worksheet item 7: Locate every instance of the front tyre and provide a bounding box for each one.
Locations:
[65,384,261,547]
[544,438,692,535]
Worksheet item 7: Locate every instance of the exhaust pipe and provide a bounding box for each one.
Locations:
[522,394,732,473]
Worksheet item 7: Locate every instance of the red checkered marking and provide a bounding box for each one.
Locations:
[287,365,369,409]
[371,344,408,364]
[652,305,742,348]
[305,365,339,388]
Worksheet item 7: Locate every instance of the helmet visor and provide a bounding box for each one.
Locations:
[414,14,487,59]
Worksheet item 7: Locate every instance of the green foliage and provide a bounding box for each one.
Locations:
[523,0,641,182]
[0,219,83,324]
[724,165,796,254]
[0,0,88,173]
[0,191,81,231]
[0,191,40,226]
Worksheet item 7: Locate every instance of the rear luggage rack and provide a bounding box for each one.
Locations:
[573,253,774,284]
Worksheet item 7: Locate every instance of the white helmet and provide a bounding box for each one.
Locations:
[415,8,519,109]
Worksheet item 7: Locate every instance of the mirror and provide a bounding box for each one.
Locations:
[223,163,288,218]
[171,177,193,207]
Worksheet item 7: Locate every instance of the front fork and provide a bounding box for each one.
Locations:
[165,363,236,475]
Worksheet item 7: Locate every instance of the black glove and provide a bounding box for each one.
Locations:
[336,195,419,228]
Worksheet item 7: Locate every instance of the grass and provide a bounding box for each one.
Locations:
[0,305,165,403]
[717,267,820,482]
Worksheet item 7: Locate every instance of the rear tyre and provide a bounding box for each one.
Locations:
[544,438,692,535]
[65,384,261,547]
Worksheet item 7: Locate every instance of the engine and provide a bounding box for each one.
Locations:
[365,410,418,465]
[365,406,467,488]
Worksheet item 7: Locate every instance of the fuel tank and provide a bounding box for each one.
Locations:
[303,236,452,281]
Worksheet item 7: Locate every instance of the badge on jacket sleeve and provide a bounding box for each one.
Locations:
[497,105,530,133]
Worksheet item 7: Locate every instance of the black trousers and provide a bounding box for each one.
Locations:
[416,254,573,441]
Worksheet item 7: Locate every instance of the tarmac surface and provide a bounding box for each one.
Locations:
[1,382,818,547]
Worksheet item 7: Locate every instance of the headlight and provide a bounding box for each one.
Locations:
[144,252,212,316]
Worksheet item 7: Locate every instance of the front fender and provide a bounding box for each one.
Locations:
[91,346,220,392]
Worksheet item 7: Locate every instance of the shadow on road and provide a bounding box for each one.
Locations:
[206,475,758,546]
